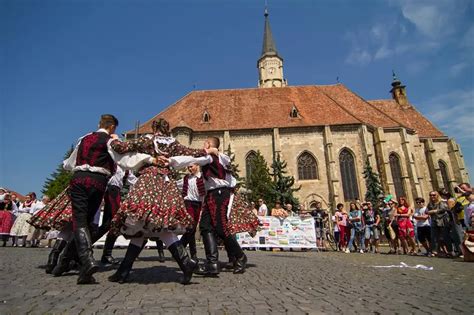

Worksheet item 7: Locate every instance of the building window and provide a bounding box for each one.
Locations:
[202,111,210,123]
[438,160,450,191]
[290,105,298,118]
[297,152,318,180]
[245,151,257,179]
[339,148,359,201]
[389,153,405,198]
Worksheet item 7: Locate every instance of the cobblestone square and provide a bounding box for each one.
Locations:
[1,247,473,314]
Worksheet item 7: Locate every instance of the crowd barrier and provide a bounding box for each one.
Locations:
[236,216,317,249]
[94,215,318,249]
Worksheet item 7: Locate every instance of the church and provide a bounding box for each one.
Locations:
[127,9,470,210]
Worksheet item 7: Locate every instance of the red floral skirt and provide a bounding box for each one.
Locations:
[0,210,14,235]
[28,188,72,231]
[110,166,194,236]
[227,192,259,237]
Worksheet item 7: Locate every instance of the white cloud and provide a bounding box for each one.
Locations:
[449,62,469,77]
[344,0,471,66]
[345,48,372,66]
[397,0,470,39]
[374,45,392,60]
[423,88,474,140]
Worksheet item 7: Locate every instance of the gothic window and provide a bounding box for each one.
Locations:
[339,148,359,201]
[297,152,318,180]
[202,111,210,123]
[389,153,405,198]
[245,151,257,179]
[438,160,450,191]
[290,105,299,118]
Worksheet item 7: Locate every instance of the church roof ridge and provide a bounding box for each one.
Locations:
[186,83,344,94]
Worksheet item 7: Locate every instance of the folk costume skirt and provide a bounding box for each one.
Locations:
[110,166,194,237]
[28,188,72,231]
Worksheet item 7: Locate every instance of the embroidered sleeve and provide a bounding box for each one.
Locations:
[110,138,140,154]
[168,140,206,157]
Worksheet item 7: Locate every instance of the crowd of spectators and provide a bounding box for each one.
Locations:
[331,183,474,260]
[0,188,58,247]
[248,182,473,262]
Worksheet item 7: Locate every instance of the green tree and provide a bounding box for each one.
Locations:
[270,153,300,208]
[224,144,244,186]
[42,146,74,199]
[363,158,384,206]
[245,150,274,204]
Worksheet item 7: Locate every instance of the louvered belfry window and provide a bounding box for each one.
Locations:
[339,149,359,201]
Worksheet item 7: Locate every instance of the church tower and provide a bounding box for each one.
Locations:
[257,8,287,88]
[390,71,409,108]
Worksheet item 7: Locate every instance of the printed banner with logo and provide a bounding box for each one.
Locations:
[236,216,317,248]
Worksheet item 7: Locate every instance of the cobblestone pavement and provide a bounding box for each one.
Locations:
[1,246,473,314]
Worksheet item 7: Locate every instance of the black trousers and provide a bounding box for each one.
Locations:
[200,188,243,259]
[70,171,108,231]
[199,188,231,238]
[181,200,202,256]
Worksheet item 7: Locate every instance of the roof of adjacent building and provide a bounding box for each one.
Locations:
[369,99,445,138]
[128,84,445,138]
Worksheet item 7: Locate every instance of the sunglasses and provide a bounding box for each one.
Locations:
[416,201,424,204]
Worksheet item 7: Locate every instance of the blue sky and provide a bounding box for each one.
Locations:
[1,0,473,196]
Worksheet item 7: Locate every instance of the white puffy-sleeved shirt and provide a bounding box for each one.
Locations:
[107,165,138,189]
[176,172,204,202]
[63,129,155,175]
[170,155,236,191]
[30,201,46,215]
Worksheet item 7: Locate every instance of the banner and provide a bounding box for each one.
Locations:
[236,216,317,248]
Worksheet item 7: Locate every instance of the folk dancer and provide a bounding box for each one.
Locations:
[108,118,218,285]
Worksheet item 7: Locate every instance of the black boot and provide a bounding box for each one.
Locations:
[52,241,76,276]
[101,233,119,265]
[45,239,67,274]
[199,232,219,276]
[224,236,247,274]
[168,241,197,285]
[156,240,165,263]
[74,228,99,284]
[233,253,248,274]
[108,243,143,284]
[188,233,198,261]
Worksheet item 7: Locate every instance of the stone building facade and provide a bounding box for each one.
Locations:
[127,10,470,211]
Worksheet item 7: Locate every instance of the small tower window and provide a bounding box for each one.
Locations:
[290,105,299,118]
[202,110,210,123]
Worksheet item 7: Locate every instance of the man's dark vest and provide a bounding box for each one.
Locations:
[76,132,116,174]
[202,155,226,180]
[182,174,206,198]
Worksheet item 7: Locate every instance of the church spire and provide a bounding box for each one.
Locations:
[261,6,279,59]
[257,6,286,88]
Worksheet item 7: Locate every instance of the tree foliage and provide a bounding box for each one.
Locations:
[245,150,274,204]
[363,158,384,206]
[42,146,74,199]
[270,153,300,208]
[224,144,244,186]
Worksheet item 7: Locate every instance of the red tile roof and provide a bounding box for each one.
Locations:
[369,99,445,138]
[128,84,445,139]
